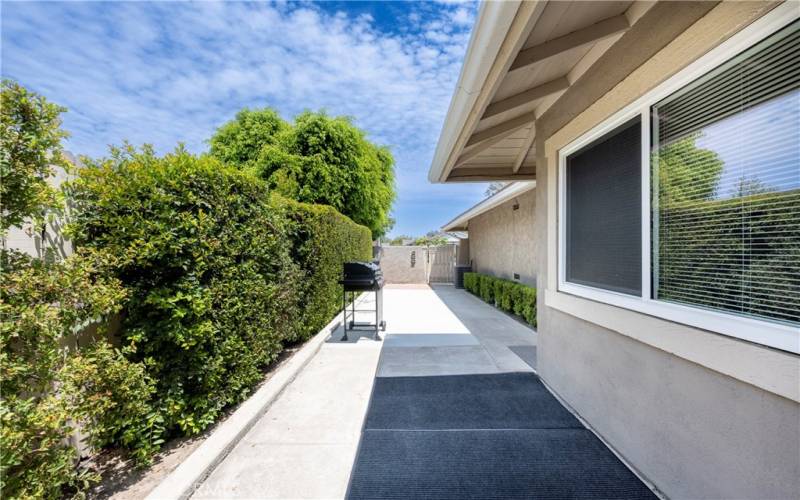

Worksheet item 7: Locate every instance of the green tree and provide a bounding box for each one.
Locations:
[208,108,288,168]
[210,109,396,238]
[385,234,412,246]
[414,235,449,246]
[655,133,723,205]
[0,80,68,233]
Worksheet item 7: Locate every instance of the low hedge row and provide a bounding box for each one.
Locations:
[67,146,372,461]
[463,272,537,327]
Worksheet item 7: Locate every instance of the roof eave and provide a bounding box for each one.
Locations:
[428,1,527,184]
[441,181,536,232]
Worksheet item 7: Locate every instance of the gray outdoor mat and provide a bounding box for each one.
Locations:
[347,429,657,500]
[365,372,581,430]
[509,345,538,371]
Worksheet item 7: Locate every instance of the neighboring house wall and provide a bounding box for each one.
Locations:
[535,3,799,500]
[467,188,535,286]
[2,164,74,259]
[379,246,429,284]
[456,238,469,265]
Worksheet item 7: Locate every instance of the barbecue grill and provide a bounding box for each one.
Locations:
[339,261,386,341]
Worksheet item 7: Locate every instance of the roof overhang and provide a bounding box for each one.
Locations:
[429,0,654,183]
[441,181,536,232]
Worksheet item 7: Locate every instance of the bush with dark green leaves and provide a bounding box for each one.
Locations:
[275,195,372,342]
[656,190,800,324]
[69,145,301,439]
[478,274,494,303]
[463,272,478,294]
[463,272,537,327]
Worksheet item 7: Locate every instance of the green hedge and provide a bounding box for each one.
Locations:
[463,272,537,327]
[68,145,373,464]
[657,190,800,324]
[70,146,302,440]
[275,195,372,342]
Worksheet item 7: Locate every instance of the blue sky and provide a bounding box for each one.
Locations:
[1,0,488,237]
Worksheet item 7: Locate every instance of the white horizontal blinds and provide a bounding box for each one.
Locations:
[652,19,800,326]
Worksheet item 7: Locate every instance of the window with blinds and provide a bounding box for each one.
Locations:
[651,19,799,326]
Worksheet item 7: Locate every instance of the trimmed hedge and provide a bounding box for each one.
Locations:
[463,272,537,327]
[70,146,302,440]
[275,195,372,342]
[68,145,373,461]
[657,190,800,324]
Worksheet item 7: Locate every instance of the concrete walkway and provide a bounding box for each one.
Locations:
[192,285,537,499]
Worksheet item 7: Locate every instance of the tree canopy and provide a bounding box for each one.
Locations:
[0,80,68,233]
[208,108,287,167]
[655,133,723,206]
[209,109,395,238]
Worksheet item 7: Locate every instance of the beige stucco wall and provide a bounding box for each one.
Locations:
[534,2,799,499]
[1,163,73,260]
[379,246,429,284]
[466,188,536,286]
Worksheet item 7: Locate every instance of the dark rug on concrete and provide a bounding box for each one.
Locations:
[509,345,538,371]
[365,372,580,430]
[347,429,657,500]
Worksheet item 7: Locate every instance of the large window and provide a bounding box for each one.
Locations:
[652,21,799,326]
[558,8,799,353]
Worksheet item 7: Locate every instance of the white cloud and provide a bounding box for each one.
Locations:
[452,7,473,26]
[1,0,485,236]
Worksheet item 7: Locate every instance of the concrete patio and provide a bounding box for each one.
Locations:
[192,285,654,499]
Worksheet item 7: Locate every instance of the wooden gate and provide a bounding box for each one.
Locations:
[428,244,456,284]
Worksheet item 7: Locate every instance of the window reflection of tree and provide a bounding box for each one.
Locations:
[655,129,799,325]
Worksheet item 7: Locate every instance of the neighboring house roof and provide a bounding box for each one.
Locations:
[441,181,535,232]
[445,231,468,240]
[429,1,653,184]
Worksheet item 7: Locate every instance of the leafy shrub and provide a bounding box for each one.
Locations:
[60,341,161,465]
[509,283,525,317]
[69,145,300,442]
[463,272,478,294]
[462,271,537,328]
[0,80,67,232]
[479,275,494,303]
[275,196,372,342]
[518,286,537,327]
[496,280,513,313]
[0,249,127,498]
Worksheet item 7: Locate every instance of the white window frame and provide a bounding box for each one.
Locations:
[557,2,800,355]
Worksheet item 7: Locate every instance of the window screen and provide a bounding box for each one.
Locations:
[566,117,641,295]
[652,19,800,325]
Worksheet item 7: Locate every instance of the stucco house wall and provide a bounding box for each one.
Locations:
[467,188,535,286]
[534,3,799,499]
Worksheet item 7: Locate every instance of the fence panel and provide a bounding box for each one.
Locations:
[428,244,456,284]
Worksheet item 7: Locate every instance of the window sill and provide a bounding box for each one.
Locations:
[544,289,800,403]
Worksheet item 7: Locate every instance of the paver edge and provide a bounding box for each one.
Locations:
[146,295,368,500]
